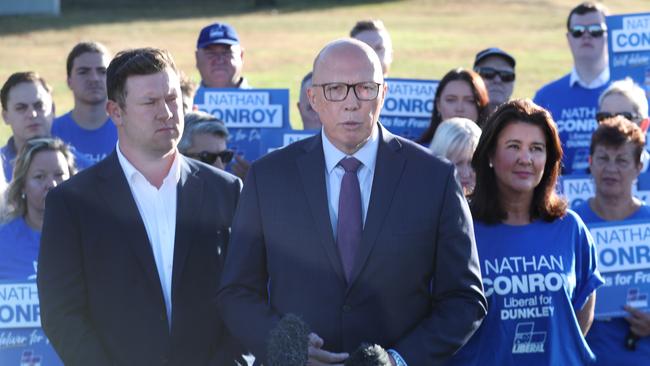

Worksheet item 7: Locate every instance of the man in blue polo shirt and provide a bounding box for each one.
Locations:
[533,2,610,174]
[52,41,117,165]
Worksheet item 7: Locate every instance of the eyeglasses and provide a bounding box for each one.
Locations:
[569,24,607,38]
[186,150,234,165]
[595,111,640,123]
[312,82,382,102]
[474,67,516,82]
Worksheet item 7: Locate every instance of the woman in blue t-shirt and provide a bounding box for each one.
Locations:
[0,137,76,279]
[574,116,650,365]
[448,99,604,365]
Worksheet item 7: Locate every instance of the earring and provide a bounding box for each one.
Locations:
[21,192,26,200]
[489,162,493,168]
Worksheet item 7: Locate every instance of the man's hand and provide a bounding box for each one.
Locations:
[307,332,348,366]
[625,305,650,337]
[232,154,250,181]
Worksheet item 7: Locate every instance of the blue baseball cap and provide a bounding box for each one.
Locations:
[197,22,240,49]
[474,47,516,68]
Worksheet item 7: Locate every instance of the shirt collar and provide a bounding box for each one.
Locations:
[322,124,379,175]
[569,66,610,89]
[116,141,181,187]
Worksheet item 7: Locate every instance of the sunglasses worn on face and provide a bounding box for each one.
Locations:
[569,24,606,38]
[475,67,516,82]
[187,150,234,165]
[595,111,639,123]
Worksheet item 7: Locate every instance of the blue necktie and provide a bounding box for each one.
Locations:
[337,157,362,282]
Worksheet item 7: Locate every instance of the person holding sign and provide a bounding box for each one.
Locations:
[449,99,604,365]
[195,22,249,90]
[429,117,481,196]
[573,116,650,365]
[417,68,488,145]
[218,38,487,366]
[0,138,75,280]
[533,2,610,175]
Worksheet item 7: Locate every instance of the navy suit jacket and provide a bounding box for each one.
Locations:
[38,152,243,366]
[218,124,487,365]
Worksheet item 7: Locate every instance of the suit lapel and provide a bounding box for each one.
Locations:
[297,134,347,284]
[97,153,165,299]
[348,125,406,289]
[171,157,202,294]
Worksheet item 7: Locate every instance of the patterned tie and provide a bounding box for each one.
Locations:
[337,157,363,282]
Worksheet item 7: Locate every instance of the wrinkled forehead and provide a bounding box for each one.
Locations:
[313,43,383,84]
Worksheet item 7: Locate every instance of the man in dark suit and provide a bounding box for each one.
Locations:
[37,47,243,366]
[217,39,487,366]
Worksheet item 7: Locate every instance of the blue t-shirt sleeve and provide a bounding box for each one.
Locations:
[570,212,605,311]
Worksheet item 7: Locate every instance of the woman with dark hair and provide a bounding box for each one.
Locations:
[0,137,76,279]
[417,68,489,145]
[449,99,603,365]
[574,116,650,365]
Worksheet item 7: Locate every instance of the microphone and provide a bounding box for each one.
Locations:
[345,343,392,366]
[266,313,311,366]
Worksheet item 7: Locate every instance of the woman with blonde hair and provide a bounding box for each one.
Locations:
[430,117,481,196]
[0,137,76,279]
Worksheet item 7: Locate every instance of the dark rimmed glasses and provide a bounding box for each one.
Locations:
[595,111,640,123]
[475,67,516,82]
[312,82,382,102]
[186,150,234,165]
[569,24,607,38]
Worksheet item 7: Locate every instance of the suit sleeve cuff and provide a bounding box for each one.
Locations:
[387,349,408,366]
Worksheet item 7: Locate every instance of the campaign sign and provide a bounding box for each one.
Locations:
[587,220,650,317]
[0,281,62,365]
[380,78,438,141]
[194,88,290,161]
[258,128,316,155]
[607,13,650,97]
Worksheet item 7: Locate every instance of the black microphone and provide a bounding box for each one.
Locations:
[345,343,392,366]
[266,313,311,366]
[625,331,639,351]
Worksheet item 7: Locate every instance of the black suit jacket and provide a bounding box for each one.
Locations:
[38,152,243,366]
[218,124,487,365]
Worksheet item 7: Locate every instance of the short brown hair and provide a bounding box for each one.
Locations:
[66,41,110,78]
[470,99,567,224]
[106,47,178,107]
[1,72,52,111]
[350,19,387,37]
[590,116,645,164]
[567,2,609,29]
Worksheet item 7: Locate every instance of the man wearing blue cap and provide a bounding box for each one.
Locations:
[473,47,516,114]
[195,22,250,89]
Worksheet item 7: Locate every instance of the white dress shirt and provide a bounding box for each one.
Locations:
[569,66,610,89]
[322,126,379,236]
[116,142,181,329]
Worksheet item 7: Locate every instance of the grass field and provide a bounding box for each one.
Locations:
[0,0,647,141]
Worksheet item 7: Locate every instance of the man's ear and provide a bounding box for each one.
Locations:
[106,100,123,126]
[306,86,318,112]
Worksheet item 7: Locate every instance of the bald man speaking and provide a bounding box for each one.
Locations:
[217,39,487,366]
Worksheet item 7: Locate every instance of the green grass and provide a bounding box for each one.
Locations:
[0,0,647,141]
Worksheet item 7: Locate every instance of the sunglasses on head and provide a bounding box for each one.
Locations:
[595,111,639,122]
[475,67,516,82]
[569,24,606,38]
[186,150,234,165]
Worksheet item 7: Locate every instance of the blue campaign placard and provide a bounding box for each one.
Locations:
[587,220,650,318]
[607,12,650,97]
[559,174,650,210]
[0,281,62,365]
[194,88,290,161]
[258,128,316,156]
[380,78,438,141]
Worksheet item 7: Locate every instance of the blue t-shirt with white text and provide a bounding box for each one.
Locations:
[533,74,609,175]
[52,111,117,165]
[448,211,604,365]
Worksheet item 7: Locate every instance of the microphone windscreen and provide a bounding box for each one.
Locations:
[266,313,311,366]
[345,343,392,366]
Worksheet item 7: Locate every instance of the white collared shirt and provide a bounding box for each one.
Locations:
[569,66,610,89]
[116,142,181,329]
[322,126,379,236]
